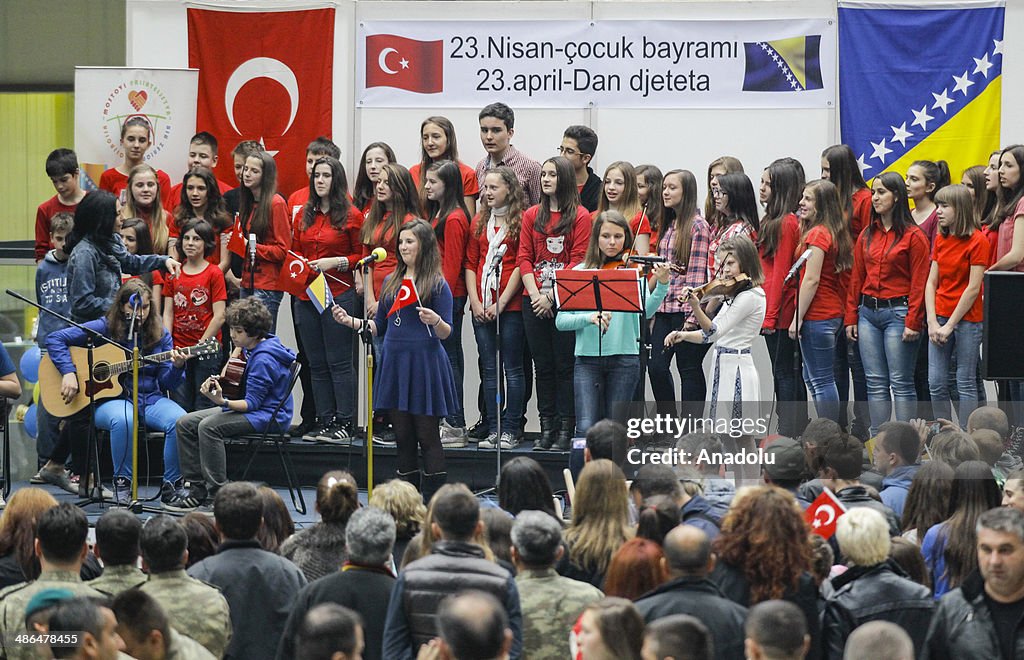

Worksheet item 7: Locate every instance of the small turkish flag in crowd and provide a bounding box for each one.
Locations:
[227,214,246,258]
[388,278,420,316]
[277,252,313,297]
[805,488,847,539]
[365,34,444,94]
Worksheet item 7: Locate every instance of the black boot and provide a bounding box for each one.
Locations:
[553,418,575,452]
[421,471,447,505]
[535,417,557,451]
[396,469,420,491]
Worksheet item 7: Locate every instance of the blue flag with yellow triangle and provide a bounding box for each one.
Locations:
[743,36,823,92]
[838,1,1004,182]
[306,272,333,314]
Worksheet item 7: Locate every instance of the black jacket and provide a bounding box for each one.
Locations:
[924,571,1024,660]
[823,560,934,660]
[711,561,823,660]
[635,575,748,660]
[580,168,602,212]
[835,486,902,537]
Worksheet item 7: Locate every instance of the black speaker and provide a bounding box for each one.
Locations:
[983,272,1024,379]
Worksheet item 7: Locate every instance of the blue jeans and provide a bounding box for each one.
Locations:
[240,288,283,334]
[473,311,525,434]
[800,317,842,422]
[441,296,467,427]
[764,330,808,437]
[95,397,183,483]
[928,316,983,426]
[648,312,712,416]
[574,355,641,435]
[857,305,920,433]
[295,291,356,423]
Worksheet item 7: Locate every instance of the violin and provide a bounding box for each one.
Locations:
[677,274,753,303]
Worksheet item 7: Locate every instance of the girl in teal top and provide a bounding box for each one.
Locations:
[556,210,670,436]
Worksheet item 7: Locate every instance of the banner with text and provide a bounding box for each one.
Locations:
[357,19,836,108]
[74,67,199,190]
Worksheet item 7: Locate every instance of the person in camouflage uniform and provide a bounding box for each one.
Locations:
[138,515,231,658]
[88,510,146,597]
[0,504,104,660]
[112,589,216,660]
[510,511,603,660]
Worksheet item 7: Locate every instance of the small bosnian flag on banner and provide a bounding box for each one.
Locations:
[804,488,847,539]
[388,278,419,316]
[306,272,334,314]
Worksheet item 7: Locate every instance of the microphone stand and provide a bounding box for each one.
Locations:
[476,250,505,495]
[357,261,376,499]
[789,263,806,434]
[5,289,146,508]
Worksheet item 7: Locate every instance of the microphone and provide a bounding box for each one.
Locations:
[489,244,508,269]
[354,247,387,269]
[784,249,814,283]
[626,254,667,265]
[248,233,257,267]
[127,292,141,344]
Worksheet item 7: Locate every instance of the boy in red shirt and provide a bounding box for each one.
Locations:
[35,149,87,261]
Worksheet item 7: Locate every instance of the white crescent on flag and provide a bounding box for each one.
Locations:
[397,283,412,301]
[812,504,836,529]
[288,259,305,279]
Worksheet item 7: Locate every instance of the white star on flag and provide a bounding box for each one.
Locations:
[399,58,410,69]
[856,154,872,175]
[870,139,893,163]
[891,122,913,147]
[974,53,994,78]
[257,136,279,158]
[952,70,975,96]
[912,105,934,130]
[994,39,1004,56]
[932,89,954,114]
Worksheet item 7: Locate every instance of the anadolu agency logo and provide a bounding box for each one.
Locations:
[101,79,175,164]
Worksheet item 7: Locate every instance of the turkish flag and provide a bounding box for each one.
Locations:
[804,488,847,539]
[365,34,444,94]
[277,252,313,297]
[388,278,420,316]
[187,8,333,198]
[227,215,246,258]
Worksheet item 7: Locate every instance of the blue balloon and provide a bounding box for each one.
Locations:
[24,404,37,439]
[19,346,41,384]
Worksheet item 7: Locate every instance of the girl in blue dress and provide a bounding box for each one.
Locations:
[332,219,457,502]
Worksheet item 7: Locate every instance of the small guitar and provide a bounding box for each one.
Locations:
[218,353,248,400]
[39,338,221,417]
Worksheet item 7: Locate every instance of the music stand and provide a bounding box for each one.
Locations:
[554,269,644,356]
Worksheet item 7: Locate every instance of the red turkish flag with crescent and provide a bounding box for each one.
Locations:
[365,34,444,94]
[187,8,333,197]
[805,488,847,539]
[277,252,314,297]
[388,278,420,316]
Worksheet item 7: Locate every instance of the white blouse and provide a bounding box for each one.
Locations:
[701,286,767,350]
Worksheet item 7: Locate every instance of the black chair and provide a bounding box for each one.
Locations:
[239,361,306,514]
[0,398,9,498]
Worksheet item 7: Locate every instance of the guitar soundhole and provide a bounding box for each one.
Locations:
[92,363,111,382]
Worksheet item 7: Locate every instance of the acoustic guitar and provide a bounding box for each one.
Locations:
[217,353,247,400]
[39,338,220,417]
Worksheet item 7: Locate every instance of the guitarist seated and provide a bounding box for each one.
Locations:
[165,297,296,513]
[46,279,192,506]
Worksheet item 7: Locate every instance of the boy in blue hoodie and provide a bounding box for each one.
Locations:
[32,213,79,493]
[166,297,296,512]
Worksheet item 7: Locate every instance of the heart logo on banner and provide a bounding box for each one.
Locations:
[128,90,148,110]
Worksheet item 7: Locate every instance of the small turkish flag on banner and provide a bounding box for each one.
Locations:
[187,8,333,197]
[805,488,847,539]
[227,215,246,258]
[388,278,420,316]
[365,34,444,94]
[277,252,313,297]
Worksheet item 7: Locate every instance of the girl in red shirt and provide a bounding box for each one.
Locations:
[517,156,591,450]
[99,116,173,209]
[926,184,988,426]
[908,160,951,247]
[989,145,1024,413]
[845,172,930,433]
[352,142,397,217]
[466,167,526,448]
[173,167,232,274]
[164,218,227,413]
[789,180,853,423]
[120,164,173,255]
[635,164,665,250]
[424,160,472,438]
[596,161,651,255]
[239,151,291,332]
[758,158,806,436]
[294,157,364,443]
[410,116,480,218]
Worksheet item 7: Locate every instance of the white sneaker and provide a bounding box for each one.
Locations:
[499,432,522,450]
[440,420,466,439]
[478,432,499,449]
[441,434,467,448]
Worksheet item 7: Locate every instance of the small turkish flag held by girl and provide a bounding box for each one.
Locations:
[388,278,420,316]
[365,34,444,94]
[276,253,313,297]
[805,488,847,539]
[227,215,246,258]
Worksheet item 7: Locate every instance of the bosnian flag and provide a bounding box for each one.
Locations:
[804,488,847,539]
[388,278,419,316]
[306,272,334,314]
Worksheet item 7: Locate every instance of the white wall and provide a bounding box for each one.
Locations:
[126,0,1019,428]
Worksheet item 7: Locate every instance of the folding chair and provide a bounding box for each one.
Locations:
[239,362,306,515]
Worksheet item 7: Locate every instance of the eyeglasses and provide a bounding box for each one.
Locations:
[713,189,728,198]
[558,146,578,157]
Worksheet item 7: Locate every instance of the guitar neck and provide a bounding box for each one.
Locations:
[107,344,205,377]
